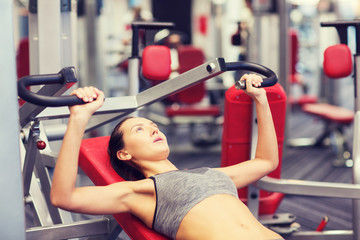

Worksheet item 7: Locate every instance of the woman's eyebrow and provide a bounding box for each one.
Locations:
[150,122,159,128]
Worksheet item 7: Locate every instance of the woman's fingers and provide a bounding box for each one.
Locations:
[71,87,101,102]
[240,74,263,89]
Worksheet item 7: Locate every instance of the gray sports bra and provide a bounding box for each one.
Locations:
[149,167,238,239]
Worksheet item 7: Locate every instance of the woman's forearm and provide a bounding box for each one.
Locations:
[253,96,279,169]
[50,114,89,206]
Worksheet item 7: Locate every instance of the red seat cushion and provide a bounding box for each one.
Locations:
[288,95,318,106]
[79,136,169,240]
[289,28,299,77]
[323,44,353,78]
[302,103,354,124]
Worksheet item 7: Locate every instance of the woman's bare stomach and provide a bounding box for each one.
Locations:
[176,194,283,240]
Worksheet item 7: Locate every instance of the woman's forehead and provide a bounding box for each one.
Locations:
[121,117,154,129]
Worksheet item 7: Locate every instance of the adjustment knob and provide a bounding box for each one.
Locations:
[36,140,46,150]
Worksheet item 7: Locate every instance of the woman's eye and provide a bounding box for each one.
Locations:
[136,127,144,132]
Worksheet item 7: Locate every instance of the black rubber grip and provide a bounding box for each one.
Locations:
[225,61,278,90]
[17,67,85,107]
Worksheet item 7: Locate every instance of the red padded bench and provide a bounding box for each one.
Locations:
[79,136,169,240]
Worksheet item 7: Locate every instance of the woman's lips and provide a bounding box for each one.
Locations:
[153,137,163,143]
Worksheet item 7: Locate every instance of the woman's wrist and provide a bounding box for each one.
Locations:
[252,94,268,105]
[68,112,91,129]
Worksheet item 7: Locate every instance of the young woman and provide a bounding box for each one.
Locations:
[50,74,283,240]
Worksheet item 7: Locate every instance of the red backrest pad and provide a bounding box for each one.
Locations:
[79,136,169,240]
[323,44,353,79]
[17,38,30,106]
[289,28,299,77]
[176,45,206,104]
[142,45,172,81]
[221,83,287,214]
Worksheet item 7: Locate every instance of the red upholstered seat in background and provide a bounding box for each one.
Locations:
[302,44,354,125]
[79,136,169,240]
[302,103,354,124]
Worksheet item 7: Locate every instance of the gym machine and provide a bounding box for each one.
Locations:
[18,59,277,239]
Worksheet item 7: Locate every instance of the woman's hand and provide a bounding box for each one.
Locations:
[69,86,105,119]
[240,74,266,102]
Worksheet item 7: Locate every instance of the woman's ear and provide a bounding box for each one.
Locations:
[117,150,132,161]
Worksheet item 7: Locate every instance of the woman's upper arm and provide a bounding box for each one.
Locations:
[52,181,136,215]
[217,158,276,189]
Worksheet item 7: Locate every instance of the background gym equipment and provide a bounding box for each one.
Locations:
[143,44,222,146]
[288,42,354,167]
[288,28,318,107]
[242,20,360,240]
[301,44,354,167]
[18,58,277,239]
[221,82,287,216]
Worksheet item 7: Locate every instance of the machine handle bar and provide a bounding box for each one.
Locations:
[226,61,278,90]
[17,67,85,107]
[18,61,278,107]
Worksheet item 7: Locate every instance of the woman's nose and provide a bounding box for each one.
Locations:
[151,127,158,135]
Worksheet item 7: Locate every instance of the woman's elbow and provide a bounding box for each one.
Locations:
[267,157,279,173]
[50,192,62,208]
[261,157,279,174]
[50,190,71,210]
[270,160,279,172]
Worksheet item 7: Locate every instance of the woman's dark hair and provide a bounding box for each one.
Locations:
[107,117,145,181]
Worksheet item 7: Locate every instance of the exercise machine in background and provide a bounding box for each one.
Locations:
[236,20,360,240]
[288,25,355,167]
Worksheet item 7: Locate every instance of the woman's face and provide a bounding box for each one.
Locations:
[119,117,170,161]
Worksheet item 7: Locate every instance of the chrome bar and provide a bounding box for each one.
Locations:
[256,176,360,199]
[26,218,112,240]
[36,58,226,131]
[285,230,353,240]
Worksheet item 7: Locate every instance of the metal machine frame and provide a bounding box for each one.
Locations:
[1,1,26,239]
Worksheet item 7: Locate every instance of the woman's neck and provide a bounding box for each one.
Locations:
[136,159,178,178]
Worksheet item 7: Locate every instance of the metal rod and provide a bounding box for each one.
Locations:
[285,230,353,240]
[26,218,112,240]
[36,58,227,126]
[256,176,360,199]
